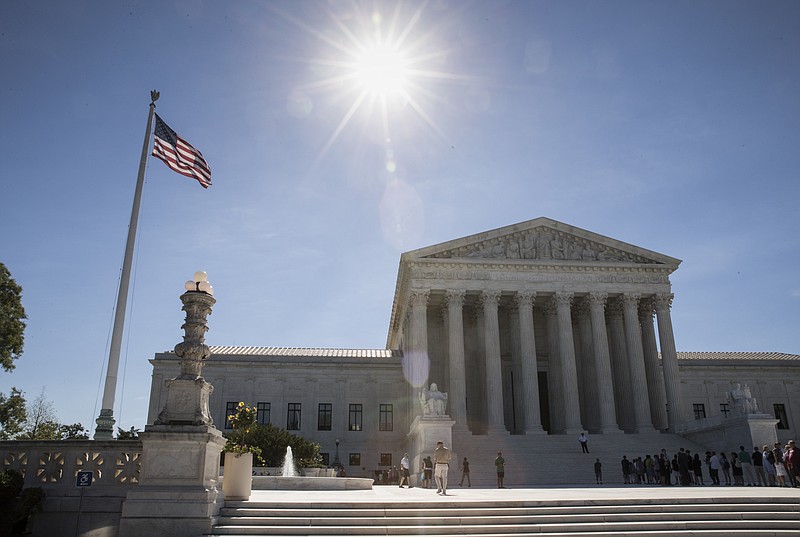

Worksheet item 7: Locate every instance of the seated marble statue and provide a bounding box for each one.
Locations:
[727,382,759,415]
[419,383,448,416]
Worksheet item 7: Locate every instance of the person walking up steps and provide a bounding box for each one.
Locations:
[434,441,452,495]
[398,453,413,488]
[594,459,603,484]
[579,432,590,453]
[495,451,506,488]
[459,457,471,487]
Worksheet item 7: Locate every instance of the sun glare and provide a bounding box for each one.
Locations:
[354,44,408,96]
[271,2,475,165]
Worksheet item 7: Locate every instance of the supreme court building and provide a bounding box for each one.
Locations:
[147,217,800,479]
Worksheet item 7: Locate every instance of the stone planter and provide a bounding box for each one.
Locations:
[222,452,253,500]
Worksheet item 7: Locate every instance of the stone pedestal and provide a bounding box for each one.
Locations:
[118,425,226,537]
[677,413,779,453]
[155,377,214,426]
[408,415,455,484]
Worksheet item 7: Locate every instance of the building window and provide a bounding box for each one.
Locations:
[256,402,270,425]
[379,404,393,431]
[349,404,363,431]
[349,453,361,466]
[320,453,330,467]
[774,404,789,429]
[380,453,392,466]
[693,404,706,420]
[720,403,730,418]
[318,403,332,431]
[287,403,301,430]
[224,401,238,429]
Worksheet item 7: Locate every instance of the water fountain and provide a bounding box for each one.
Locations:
[251,446,373,490]
[281,445,297,477]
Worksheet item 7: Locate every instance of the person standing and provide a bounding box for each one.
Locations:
[784,440,799,488]
[738,445,755,486]
[423,456,433,488]
[709,451,721,485]
[762,445,777,486]
[399,453,413,488]
[772,443,788,487]
[621,456,631,484]
[495,451,506,488]
[752,446,767,486]
[578,432,590,453]
[594,459,603,484]
[459,457,471,487]
[434,441,452,495]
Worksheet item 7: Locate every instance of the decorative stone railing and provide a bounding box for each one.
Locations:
[0,440,142,537]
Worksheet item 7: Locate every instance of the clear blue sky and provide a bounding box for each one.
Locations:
[1,1,798,433]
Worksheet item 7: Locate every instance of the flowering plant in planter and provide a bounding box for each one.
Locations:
[223,402,263,461]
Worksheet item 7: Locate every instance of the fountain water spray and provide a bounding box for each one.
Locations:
[282,446,297,477]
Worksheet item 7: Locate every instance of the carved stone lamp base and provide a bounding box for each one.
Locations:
[155,377,214,426]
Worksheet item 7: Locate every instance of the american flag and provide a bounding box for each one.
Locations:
[151,114,212,188]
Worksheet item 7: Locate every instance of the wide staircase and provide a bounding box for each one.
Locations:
[208,496,800,536]
[206,432,800,536]
[451,430,716,486]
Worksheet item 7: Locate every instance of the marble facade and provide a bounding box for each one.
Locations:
[147,217,800,475]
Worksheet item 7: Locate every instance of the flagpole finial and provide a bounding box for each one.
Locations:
[150,90,160,105]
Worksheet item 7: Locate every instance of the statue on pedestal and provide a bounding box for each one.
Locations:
[727,382,760,415]
[419,383,448,416]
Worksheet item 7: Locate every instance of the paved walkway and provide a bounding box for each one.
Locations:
[248,484,800,504]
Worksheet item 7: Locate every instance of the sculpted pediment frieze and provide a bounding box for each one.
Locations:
[423,227,658,264]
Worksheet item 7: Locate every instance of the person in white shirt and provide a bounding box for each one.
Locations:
[398,453,413,488]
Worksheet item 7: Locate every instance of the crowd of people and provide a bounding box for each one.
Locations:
[610,440,799,487]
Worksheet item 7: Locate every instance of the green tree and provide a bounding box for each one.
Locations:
[18,389,59,440]
[0,388,26,440]
[58,423,89,440]
[241,423,321,468]
[0,263,26,372]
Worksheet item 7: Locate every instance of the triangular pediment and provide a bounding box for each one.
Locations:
[405,217,680,266]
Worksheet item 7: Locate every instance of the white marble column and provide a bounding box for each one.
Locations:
[515,290,546,434]
[588,293,621,433]
[555,292,583,434]
[607,299,633,431]
[543,299,563,433]
[574,298,598,432]
[405,289,430,390]
[622,294,655,432]
[655,293,684,430]
[481,290,508,435]
[639,298,668,430]
[445,289,468,432]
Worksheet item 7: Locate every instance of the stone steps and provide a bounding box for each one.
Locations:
[206,497,800,536]
[448,431,715,486]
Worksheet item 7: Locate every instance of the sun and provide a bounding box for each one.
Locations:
[353,44,408,96]
[270,2,475,165]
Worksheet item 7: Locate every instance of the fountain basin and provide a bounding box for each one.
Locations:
[252,476,373,490]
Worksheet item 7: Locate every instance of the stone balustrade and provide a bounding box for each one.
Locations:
[1,440,142,537]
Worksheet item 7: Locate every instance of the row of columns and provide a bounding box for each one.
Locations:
[406,289,684,435]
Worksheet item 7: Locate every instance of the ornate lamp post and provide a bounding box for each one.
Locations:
[154,271,217,425]
[334,438,341,470]
[119,272,227,537]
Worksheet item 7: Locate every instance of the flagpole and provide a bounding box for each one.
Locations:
[94,90,160,440]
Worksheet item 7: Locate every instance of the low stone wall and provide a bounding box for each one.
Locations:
[0,440,142,537]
